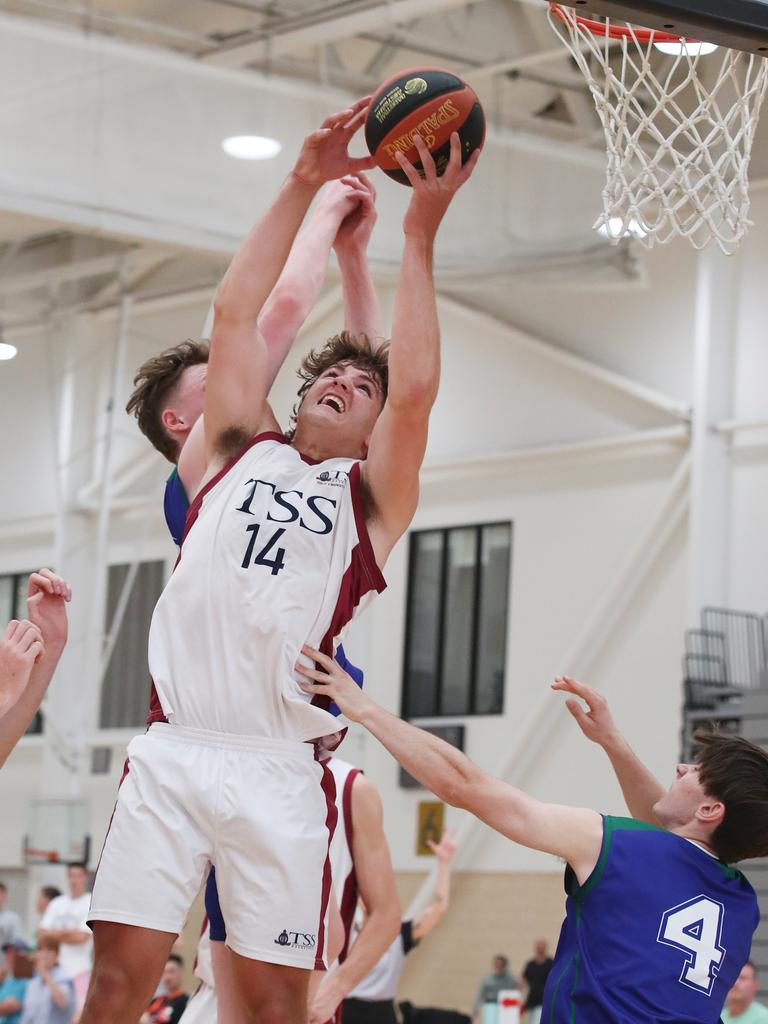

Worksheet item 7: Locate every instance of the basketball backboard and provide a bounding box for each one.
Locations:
[553,1,768,54]
[23,798,91,866]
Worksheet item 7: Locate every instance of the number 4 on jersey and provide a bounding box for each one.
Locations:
[658,895,726,996]
[241,524,286,575]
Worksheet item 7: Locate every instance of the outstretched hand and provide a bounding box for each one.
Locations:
[27,569,71,651]
[334,172,378,255]
[292,98,376,187]
[296,645,373,722]
[426,825,458,863]
[0,619,45,717]
[398,132,481,241]
[552,676,620,748]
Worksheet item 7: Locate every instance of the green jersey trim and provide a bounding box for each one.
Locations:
[575,816,664,906]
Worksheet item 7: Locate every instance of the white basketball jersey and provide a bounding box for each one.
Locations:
[148,433,386,739]
[327,757,361,963]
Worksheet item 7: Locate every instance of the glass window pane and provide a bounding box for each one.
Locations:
[475,524,512,714]
[14,574,28,619]
[0,576,13,626]
[403,532,443,717]
[441,529,477,716]
[100,561,165,728]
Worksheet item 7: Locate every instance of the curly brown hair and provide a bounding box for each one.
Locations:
[125,339,209,463]
[695,727,768,863]
[289,331,389,432]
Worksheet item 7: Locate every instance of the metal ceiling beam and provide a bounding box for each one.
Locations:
[203,0,497,67]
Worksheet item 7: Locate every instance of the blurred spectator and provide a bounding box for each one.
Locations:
[38,867,91,1016]
[19,938,73,1024]
[521,941,553,1024]
[140,955,188,1024]
[473,957,517,1019]
[32,891,60,950]
[0,887,26,975]
[0,940,33,1024]
[722,962,768,1023]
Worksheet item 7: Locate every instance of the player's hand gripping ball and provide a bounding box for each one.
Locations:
[365,67,485,185]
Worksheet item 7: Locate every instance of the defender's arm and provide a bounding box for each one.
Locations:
[298,649,603,885]
[204,99,373,469]
[553,676,665,825]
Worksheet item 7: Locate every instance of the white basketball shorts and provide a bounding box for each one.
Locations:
[89,723,337,969]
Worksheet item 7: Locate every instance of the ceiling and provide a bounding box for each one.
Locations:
[0,0,766,333]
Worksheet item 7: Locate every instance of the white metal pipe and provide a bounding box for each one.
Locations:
[406,450,691,917]
[714,417,768,434]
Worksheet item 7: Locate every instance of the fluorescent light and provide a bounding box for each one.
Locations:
[653,40,718,56]
[0,342,18,361]
[598,217,649,240]
[222,135,282,161]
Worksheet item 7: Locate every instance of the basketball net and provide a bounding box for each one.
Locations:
[548,4,768,253]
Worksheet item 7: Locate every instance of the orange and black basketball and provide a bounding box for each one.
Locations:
[365,67,485,185]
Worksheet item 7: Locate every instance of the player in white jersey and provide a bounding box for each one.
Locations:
[83,102,480,1024]
[180,756,400,1024]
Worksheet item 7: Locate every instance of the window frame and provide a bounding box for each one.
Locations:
[400,520,512,721]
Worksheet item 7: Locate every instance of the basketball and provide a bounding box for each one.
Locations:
[365,67,485,185]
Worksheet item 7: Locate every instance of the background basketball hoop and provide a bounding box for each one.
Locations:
[548,2,768,253]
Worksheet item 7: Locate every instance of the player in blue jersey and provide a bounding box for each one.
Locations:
[299,658,768,1024]
[126,173,381,1024]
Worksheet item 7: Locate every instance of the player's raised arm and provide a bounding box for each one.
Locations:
[204,99,374,469]
[0,570,70,769]
[362,133,480,566]
[333,173,385,341]
[258,176,374,385]
[552,676,665,825]
[297,648,603,883]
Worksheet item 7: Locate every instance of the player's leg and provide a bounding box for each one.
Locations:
[212,940,245,1024]
[230,954,309,1024]
[80,922,176,1024]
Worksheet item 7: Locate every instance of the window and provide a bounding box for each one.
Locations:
[99,561,166,729]
[402,523,512,718]
[0,571,42,734]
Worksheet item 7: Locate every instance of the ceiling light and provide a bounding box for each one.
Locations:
[653,40,718,56]
[0,341,18,361]
[598,217,649,241]
[222,135,282,161]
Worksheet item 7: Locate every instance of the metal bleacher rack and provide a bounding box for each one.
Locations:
[682,608,768,994]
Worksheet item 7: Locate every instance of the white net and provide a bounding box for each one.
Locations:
[548,3,768,253]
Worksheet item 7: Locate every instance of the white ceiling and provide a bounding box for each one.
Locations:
[0,0,766,334]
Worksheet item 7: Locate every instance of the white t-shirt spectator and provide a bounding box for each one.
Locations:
[39,895,92,978]
[0,908,26,970]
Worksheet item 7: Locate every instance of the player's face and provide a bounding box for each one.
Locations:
[653,762,710,827]
[298,362,384,456]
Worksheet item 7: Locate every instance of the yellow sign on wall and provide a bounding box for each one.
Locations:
[416,801,444,855]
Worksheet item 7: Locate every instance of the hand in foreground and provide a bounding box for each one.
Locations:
[309,973,345,1024]
[399,132,480,241]
[292,98,376,187]
[0,619,45,716]
[426,825,458,863]
[27,569,72,651]
[334,172,378,255]
[315,175,370,227]
[551,676,620,748]
[296,645,373,722]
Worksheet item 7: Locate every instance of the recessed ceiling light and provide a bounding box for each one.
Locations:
[0,341,18,361]
[222,135,282,161]
[653,40,718,56]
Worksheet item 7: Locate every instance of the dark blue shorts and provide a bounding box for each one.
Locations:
[205,866,226,942]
